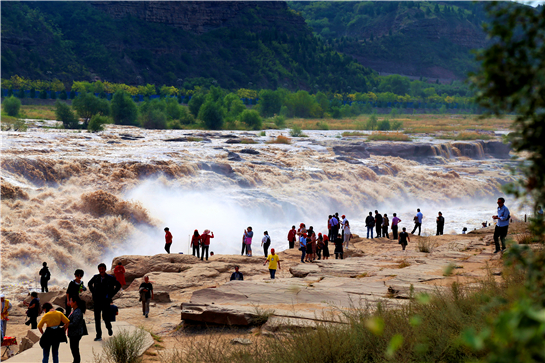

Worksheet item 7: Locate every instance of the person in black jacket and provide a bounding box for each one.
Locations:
[436,212,445,235]
[375,211,383,238]
[88,263,121,341]
[366,212,375,239]
[39,262,51,292]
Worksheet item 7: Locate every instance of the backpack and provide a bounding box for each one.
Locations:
[44,270,51,281]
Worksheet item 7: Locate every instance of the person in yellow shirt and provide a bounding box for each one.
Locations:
[38,302,69,363]
[263,248,281,279]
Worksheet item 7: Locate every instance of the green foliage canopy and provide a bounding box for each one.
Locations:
[111,90,138,126]
[2,96,21,117]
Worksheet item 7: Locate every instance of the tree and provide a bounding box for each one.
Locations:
[55,100,79,129]
[140,109,167,129]
[223,93,246,122]
[111,90,138,126]
[88,115,108,132]
[239,109,262,130]
[188,92,206,117]
[198,101,224,130]
[72,92,110,128]
[2,96,21,116]
[378,75,411,95]
[257,89,282,117]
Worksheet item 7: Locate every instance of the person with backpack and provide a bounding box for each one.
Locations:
[24,292,41,329]
[66,269,86,316]
[399,227,410,251]
[39,262,51,292]
[365,212,375,239]
[88,263,121,341]
[436,212,445,236]
[261,231,271,257]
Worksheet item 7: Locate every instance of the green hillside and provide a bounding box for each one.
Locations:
[289,1,489,80]
[1,1,376,92]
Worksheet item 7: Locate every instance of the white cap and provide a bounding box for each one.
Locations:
[0,294,4,298]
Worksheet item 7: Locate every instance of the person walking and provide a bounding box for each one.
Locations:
[39,262,51,293]
[366,212,375,239]
[263,248,281,279]
[261,231,271,257]
[492,197,510,253]
[436,212,445,236]
[191,230,201,258]
[382,214,390,239]
[299,233,307,263]
[164,227,173,254]
[38,302,69,363]
[230,266,244,281]
[411,209,423,235]
[287,226,296,249]
[114,263,126,288]
[67,298,87,363]
[399,227,410,251]
[375,211,383,238]
[66,269,86,316]
[200,230,214,260]
[88,263,121,341]
[24,292,40,329]
[1,294,12,340]
[138,276,153,318]
[391,213,401,240]
[334,233,344,259]
[343,220,351,249]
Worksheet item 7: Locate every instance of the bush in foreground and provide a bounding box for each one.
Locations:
[88,115,109,132]
[94,328,147,363]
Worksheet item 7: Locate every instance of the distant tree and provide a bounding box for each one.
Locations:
[378,75,411,95]
[188,92,206,117]
[366,113,378,130]
[198,100,224,130]
[59,90,68,100]
[111,90,138,126]
[55,100,79,129]
[239,109,262,130]
[140,109,167,129]
[72,92,110,128]
[2,96,21,117]
[88,114,108,132]
[257,89,282,117]
[223,93,246,122]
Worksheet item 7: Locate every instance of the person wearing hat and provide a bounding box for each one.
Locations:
[200,230,214,261]
[263,248,281,279]
[1,293,12,340]
[341,214,348,241]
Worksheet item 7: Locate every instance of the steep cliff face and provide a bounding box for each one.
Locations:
[90,1,306,34]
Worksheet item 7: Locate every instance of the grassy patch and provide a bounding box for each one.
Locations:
[342,131,367,137]
[266,135,291,144]
[20,104,57,120]
[240,138,258,144]
[94,328,147,363]
[367,132,411,142]
[437,131,493,140]
[397,260,411,268]
[417,237,438,253]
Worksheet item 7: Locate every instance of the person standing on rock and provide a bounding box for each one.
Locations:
[366,212,375,239]
[436,212,445,236]
[343,220,351,249]
[68,297,87,363]
[191,230,201,258]
[230,266,244,281]
[316,233,324,260]
[391,213,401,240]
[322,234,330,260]
[66,269,86,316]
[263,248,281,279]
[261,231,271,257]
[287,226,297,249]
[88,263,121,341]
[334,233,344,259]
[330,215,340,241]
[492,197,510,253]
[138,276,154,318]
[1,294,12,340]
[327,215,333,241]
[411,209,423,235]
[243,227,253,257]
[39,262,51,293]
[24,291,40,329]
[341,214,348,241]
[114,263,126,288]
[164,227,173,254]
[299,233,307,263]
[38,302,69,363]
[375,211,383,238]
[399,227,410,251]
[200,230,214,260]
[382,214,390,239]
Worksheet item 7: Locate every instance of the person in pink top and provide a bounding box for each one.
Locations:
[391,213,401,240]
[200,230,214,261]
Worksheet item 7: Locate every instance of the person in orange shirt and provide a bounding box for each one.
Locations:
[200,230,214,261]
[164,227,173,254]
[114,262,126,287]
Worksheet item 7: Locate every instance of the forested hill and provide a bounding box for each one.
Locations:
[1,1,375,92]
[289,1,490,81]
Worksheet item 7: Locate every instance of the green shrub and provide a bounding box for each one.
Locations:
[140,109,167,129]
[72,92,110,128]
[316,121,330,130]
[240,109,262,130]
[88,115,108,132]
[94,328,147,363]
[273,115,286,128]
[378,119,391,131]
[290,125,303,137]
[366,114,378,130]
[188,92,206,117]
[55,100,79,129]
[167,119,183,129]
[259,131,266,136]
[198,101,224,130]
[179,106,195,125]
[111,90,138,126]
[2,96,21,117]
[391,120,404,130]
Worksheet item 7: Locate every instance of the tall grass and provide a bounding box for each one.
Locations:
[367,132,410,142]
[94,329,148,363]
[437,132,493,140]
[160,271,524,363]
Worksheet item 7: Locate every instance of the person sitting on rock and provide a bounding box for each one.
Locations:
[230,266,244,281]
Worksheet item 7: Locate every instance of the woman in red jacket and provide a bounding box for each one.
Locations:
[200,230,214,261]
[191,230,201,258]
[164,227,173,254]
[287,226,296,249]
